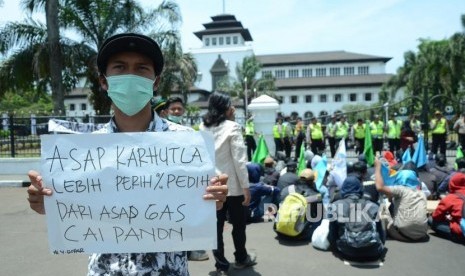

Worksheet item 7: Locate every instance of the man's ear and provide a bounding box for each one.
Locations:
[99,75,108,91]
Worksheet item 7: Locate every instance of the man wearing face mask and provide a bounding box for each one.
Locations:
[25,33,228,275]
[166,96,186,124]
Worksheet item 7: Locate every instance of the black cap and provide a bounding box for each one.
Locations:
[97,33,164,76]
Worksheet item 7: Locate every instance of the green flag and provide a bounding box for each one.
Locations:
[252,135,269,164]
[363,120,374,166]
[297,143,306,175]
[457,146,464,159]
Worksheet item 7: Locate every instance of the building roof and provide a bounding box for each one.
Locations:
[64,87,91,99]
[257,51,391,66]
[275,74,394,89]
[194,14,253,41]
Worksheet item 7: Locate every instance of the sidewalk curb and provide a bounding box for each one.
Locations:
[0,181,30,188]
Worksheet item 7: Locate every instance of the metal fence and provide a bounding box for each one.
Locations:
[0,113,460,158]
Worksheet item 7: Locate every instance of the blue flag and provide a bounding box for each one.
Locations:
[380,160,397,186]
[402,147,412,163]
[412,134,427,168]
[314,155,328,192]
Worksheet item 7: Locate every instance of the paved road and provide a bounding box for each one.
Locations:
[1,187,464,276]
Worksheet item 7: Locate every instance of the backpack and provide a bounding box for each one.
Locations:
[275,185,308,237]
[456,193,465,237]
[336,197,382,255]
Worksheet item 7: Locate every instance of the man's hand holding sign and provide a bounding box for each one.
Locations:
[27,131,227,254]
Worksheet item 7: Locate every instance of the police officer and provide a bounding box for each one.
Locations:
[430,110,448,155]
[294,117,306,161]
[386,113,402,154]
[326,116,337,157]
[273,117,284,157]
[370,115,384,155]
[245,114,257,161]
[306,117,325,155]
[334,116,349,150]
[352,118,366,155]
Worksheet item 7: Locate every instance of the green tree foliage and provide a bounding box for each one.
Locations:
[383,14,465,117]
[216,55,276,102]
[0,0,195,115]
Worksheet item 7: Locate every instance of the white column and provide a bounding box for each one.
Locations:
[248,95,280,156]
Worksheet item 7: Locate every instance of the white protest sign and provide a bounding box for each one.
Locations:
[41,131,217,254]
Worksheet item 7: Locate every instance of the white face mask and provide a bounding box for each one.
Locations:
[106,74,154,116]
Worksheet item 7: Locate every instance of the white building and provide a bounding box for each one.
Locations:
[188,14,399,121]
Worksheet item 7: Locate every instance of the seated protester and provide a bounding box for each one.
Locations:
[401,161,431,199]
[274,151,287,174]
[262,157,280,187]
[246,163,281,223]
[275,169,323,240]
[427,153,452,196]
[328,176,385,262]
[374,159,429,242]
[330,161,379,204]
[437,157,465,196]
[276,161,299,191]
[429,172,465,243]
[358,153,375,180]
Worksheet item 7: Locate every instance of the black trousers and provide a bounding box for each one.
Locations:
[355,138,365,155]
[283,137,292,159]
[245,135,256,161]
[388,138,400,154]
[432,133,446,155]
[372,138,384,155]
[328,137,336,158]
[214,195,248,271]
[274,138,283,156]
[310,139,325,156]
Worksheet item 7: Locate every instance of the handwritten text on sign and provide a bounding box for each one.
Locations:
[41,131,216,254]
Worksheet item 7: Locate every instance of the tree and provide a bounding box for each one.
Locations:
[216,55,276,103]
[0,0,194,115]
[383,14,465,121]
[45,0,66,114]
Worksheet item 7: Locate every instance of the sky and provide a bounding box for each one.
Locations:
[1,0,464,74]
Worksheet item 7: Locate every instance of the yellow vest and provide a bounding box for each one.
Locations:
[370,121,384,137]
[354,124,366,139]
[336,122,349,138]
[432,118,446,134]
[309,123,323,140]
[245,121,254,135]
[387,120,402,139]
[273,125,281,138]
[294,122,304,136]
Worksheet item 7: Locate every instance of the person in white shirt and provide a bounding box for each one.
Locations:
[200,92,257,275]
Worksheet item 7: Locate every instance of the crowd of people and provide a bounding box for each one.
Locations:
[23,31,464,275]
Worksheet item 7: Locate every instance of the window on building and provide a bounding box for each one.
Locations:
[319,94,327,102]
[289,69,299,78]
[81,103,87,111]
[304,111,314,120]
[275,70,285,79]
[290,95,298,103]
[226,37,231,45]
[364,92,372,101]
[305,95,312,103]
[219,37,224,45]
[69,104,75,111]
[205,37,210,46]
[277,96,283,104]
[233,36,238,44]
[316,68,326,77]
[349,93,357,102]
[302,68,312,77]
[343,67,354,75]
[212,37,217,46]
[358,66,369,75]
[334,94,342,102]
[329,67,340,76]
[261,70,272,78]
